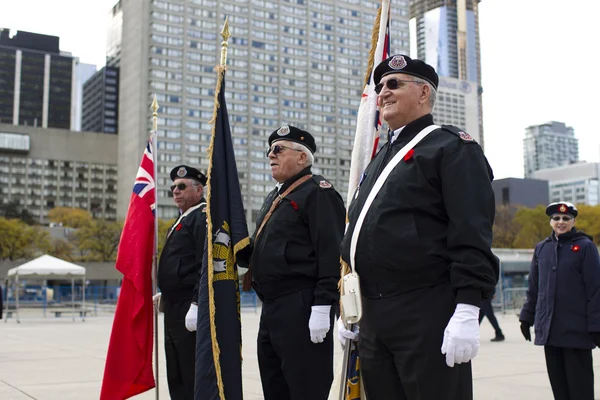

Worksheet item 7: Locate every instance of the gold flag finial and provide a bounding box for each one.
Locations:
[151,94,159,133]
[220,17,231,66]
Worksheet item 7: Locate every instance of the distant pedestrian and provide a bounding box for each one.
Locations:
[520,202,600,400]
[479,288,504,341]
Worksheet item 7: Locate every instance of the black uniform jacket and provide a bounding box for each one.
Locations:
[158,199,207,305]
[340,114,498,306]
[247,167,346,305]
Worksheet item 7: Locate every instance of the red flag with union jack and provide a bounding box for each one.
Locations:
[101,137,156,399]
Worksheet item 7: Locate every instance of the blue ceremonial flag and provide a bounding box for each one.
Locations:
[194,62,249,400]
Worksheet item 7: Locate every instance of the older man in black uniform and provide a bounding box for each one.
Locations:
[239,126,345,400]
[339,55,499,400]
[157,165,207,399]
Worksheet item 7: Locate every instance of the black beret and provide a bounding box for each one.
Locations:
[268,125,317,154]
[546,202,578,218]
[170,165,207,185]
[373,54,439,89]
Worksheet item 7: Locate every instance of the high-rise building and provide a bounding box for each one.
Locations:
[532,162,600,206]
[433,76,480,142]
[0,29,79,130]
[0,123,118,224]
[523,121,579,178]
[408,0,484,148]
[82,66,119,134]
[113,0,411,220]
[74,63,98,131]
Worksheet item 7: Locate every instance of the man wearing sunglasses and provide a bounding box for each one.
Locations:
[520,202,600,400]
[238,125,345,400]
[339,54,498,400]
[156,164,207,399]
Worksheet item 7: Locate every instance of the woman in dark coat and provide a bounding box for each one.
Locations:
[520,201,600,400]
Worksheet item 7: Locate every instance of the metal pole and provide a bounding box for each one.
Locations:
[43,279,47,318]
[151,94,160,400]
[16,273,20,324]
[4,278,8,323]
[82,277,86,322]
[71,278,75,322]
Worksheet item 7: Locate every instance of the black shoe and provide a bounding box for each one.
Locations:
[490,335,505,342]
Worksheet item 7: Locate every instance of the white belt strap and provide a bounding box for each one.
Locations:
[349,125,440,272]
[167,202,206,239]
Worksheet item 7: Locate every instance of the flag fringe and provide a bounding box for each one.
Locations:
[205,63,227,400]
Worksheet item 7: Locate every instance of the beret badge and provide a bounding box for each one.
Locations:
[389,55,407,70]
[277,126,290,136]
[177,167,187,177]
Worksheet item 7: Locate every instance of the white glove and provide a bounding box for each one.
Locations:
[309,305,331,343]
[185,303,198,332]
[152,292,161,305]
[337,317,359,345]
[441,303,480,367]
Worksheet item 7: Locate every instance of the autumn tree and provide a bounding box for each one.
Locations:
[75,220,123,261]
[512,205,551,248]
[0,217,51,260]
[48,207,93,228]
[492,204,520,248]
[47,238,75,261]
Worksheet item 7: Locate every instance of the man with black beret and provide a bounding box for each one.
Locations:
[339,54,499,399]
[157,164,207,399]
[238,125,346,399]
[520,202,600,400]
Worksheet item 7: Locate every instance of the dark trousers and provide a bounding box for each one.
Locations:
[544,346,594,400]
[478,298,503,335]
[359,282,472,400]
[164,301,196,400]
[257,287,334,400]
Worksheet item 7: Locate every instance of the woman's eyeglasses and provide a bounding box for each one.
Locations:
[266,144,303,157]
[170,183,188,192]
[374,78,421,94]
[551,216,573,222]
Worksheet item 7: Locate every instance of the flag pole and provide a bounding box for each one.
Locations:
[151,94,160,400]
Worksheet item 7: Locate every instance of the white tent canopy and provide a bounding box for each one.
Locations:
[7,255,86,278]
[4,255,87,323]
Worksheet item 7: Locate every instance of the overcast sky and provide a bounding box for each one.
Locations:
[2,0,599,179]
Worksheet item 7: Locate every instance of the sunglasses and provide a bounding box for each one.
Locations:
[266,144,303,157]
[551,216,573,222]
[170,183,188,192]
[374,78,421,94]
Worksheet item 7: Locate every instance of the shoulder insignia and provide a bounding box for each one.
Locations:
[441,125,478,143]
[319,180,332,189]
[459,131,474,141]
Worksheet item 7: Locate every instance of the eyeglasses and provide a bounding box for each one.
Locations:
[551,216,573,222]
[266,144,303,157]
[170,183,188,192]
[374,78,421,94]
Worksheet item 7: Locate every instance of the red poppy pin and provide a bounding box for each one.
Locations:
[403,149,415,163]
[571,244,580,252]
[175,223,182,231]
[290,200,299,211]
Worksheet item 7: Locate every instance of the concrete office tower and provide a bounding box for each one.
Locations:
[409,0,484,148]
[523,121,579,178]
[113,0,410,220]
[82,66,119,134]
[0,29,79,130]
[0,124,118,224]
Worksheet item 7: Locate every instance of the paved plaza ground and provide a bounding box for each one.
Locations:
[2,309,600,399]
